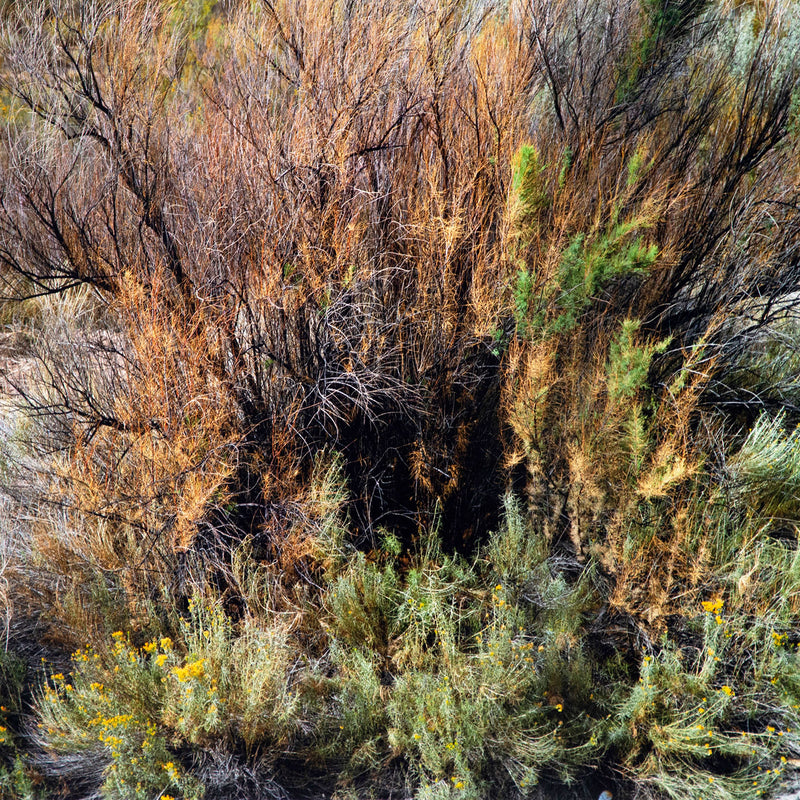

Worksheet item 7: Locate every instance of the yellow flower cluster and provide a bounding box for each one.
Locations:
[72,646,100,664]
[772,631,788,647]
[138,637,173,659]
[82,712,136,757]
[100,713,133,728]
[172,659,206,682]
[701,598,723,614]
[162,760,180,781]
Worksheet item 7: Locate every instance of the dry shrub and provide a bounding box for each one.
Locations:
[0,0,795,636]
[0,0,524,624]
[1,0,800,796]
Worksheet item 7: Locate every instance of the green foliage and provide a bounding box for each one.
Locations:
[486,494,549,586]
[511,268,536,338]
[35,600,309,798]
[378,505,601,795]
[604,596,800,800]
[790,86,800,139]
[642,0,709,42]
[551,222,658,334]
[626,143,650,189]
[328,553,399,657]
[617,0,709,101]
[512,221,658,340]
[0,756,42,800]
[606,319,670,400]
[511,145,549,225]
[729,412,800,519]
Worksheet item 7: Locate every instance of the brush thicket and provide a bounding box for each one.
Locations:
[1,0,800,798]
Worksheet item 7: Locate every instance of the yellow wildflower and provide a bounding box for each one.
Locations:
[172,659,206,682]
[162,761,180,781]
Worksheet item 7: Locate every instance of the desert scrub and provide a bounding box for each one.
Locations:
[36,633,201,800]
[35,594,317,797]
[318,505,607,796]
[166,595,308,752]
[606,608,800,799]
[3,0,800,797]
[28,490,800,799]
[374,499,800,798]
[0,648,43,800]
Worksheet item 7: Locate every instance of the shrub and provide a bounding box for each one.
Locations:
[2,0,800,797]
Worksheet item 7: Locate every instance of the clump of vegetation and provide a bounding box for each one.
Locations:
[1,0,800,798]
